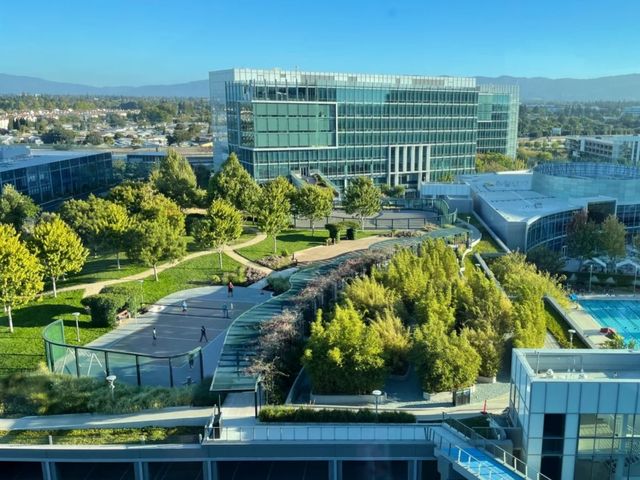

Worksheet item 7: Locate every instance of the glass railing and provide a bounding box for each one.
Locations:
[42,320,204,387]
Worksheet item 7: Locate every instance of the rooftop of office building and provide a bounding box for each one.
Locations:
[210,67,477,88]
[460,162,640,223]
[0,146,108,171]
[516,349,640,382]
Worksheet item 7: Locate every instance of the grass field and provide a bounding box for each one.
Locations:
[0,290,109,375]
[116,252,243,307]
[467,215,504,254]
[0,426,202,445]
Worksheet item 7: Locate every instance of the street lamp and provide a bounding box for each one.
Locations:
[589,264,594,293]
[72,312,81,342]
[106,375,117,399]
[568,329,576,349]
[372,390,383,416]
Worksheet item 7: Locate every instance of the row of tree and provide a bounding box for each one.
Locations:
[302,239,569,395]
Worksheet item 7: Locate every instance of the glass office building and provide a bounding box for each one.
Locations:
[0,147,114,207]
[210,69,518,194]
[477,85,519,158]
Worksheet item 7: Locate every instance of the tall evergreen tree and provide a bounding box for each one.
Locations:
[150,148,202,207]
[208,153,260,215]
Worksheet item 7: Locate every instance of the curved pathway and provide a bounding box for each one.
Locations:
[58,234,268,298]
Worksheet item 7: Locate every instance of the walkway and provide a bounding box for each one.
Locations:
[58,234,268,298]
[0,407,212,431]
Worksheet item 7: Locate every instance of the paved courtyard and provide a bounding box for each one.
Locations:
[87,286,270,382]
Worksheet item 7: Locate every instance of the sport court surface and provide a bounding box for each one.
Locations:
[578,299,640,344]
[87,286,270,380]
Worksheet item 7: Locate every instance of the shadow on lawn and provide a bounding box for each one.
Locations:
[277,232,325,243]
[3,302,83,329]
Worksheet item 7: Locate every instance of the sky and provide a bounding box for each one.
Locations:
[1,0,640,86]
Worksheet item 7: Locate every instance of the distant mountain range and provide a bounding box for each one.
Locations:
[2,72,640,102]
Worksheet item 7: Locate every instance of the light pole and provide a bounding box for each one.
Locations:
[568,329,576,349]
[72,312,81,342]
[139,279,144,307]
[106,375,117,399]
[372,390,382,416]
[589,264,594,293]
[634,266,638,295]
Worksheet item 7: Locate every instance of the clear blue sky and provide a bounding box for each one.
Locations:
[2,0,639,86]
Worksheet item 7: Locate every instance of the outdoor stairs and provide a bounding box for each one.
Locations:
[427,425,525,480]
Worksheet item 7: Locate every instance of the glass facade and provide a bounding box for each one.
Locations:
[526,209,582,252]
[0,152,114,206]
[477,85,519,158]
[215,69,518,193]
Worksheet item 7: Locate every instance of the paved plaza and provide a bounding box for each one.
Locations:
[87,286,271,378]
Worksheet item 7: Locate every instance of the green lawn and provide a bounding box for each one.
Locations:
[237,229,330,261]
[466,215,504,254]
[56,253,148,289]
[0,290,109,375]
[0,426,201,445]
[116,252,244,307]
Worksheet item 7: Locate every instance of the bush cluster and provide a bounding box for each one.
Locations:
[81,283,143,327]
[259,406,416,423]
[267,276,291,295]
[257,254,294,270]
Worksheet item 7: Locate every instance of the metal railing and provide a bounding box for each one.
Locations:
[442,416,552,480]
[204,425,428,443]
[0,433,201,446]
[427,426,522,480]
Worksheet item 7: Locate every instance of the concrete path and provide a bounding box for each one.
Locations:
[294,235,386,263]
[225,248,272,275]
[58,234,267,298]
[0,407,212,431]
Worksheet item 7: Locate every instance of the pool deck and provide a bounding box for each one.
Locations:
[561,294,640,348]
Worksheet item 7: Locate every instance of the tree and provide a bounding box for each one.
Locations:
[28,216,88,297]
[0,184,40,231]
[150,148,202,207]
[302,302,387,394]
[343,177,381,229]
[292,185,334,234]
[40,126,75,144]
[602,333,637,350]
[256,177,294,253]
[208,153,261,214]
[476,152,525,173]
[0,224,43,332]
[107,181,157,215]
[342,276,400,320]
[369,309,411,374]
[526,246,565,274]
[102,201,130,269]
[125,218,186,281]
[193,199,243,269]
[600,214,626,262]
[413,319,480,393]
[566,209,600,261]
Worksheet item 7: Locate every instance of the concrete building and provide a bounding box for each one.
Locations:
[566,135,640,166]
[0,146,114,207]
[210,68,518,195]
[511,349,640,479]
[458,162,640,252]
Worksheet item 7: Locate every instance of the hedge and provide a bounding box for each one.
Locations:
[259,406,416,423]
[81,293,126,328]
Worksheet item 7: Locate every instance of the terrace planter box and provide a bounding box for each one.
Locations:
[477,375,497,384]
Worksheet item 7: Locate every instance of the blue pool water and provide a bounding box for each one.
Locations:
[578,299,640,344]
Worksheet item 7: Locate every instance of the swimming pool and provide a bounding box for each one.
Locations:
[577,299,640,344]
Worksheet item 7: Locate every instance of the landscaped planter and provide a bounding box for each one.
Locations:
[310,392,387,406]
[477,375,497,384]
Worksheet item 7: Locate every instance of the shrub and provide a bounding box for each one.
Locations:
[101,283,143,315]
[185,213,205,236]
[259,406,415,423]
[81,293,126,327]
[324,223,344,243]
[245,267,266,284]
[210,274,222,284]
[257,255,293,270]
[280,248,290,257]
[267,276,291,295]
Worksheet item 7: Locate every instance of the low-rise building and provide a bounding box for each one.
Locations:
[0,146,114,207]
[566,135,640,166]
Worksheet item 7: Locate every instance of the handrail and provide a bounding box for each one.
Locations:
[427,426,522,480]
[443,415,552,480]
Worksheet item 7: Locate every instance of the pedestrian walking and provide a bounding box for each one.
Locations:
[182,300,188,313]
[227,280,234,298]
[152,327,157,345]
[199,325,209,343]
